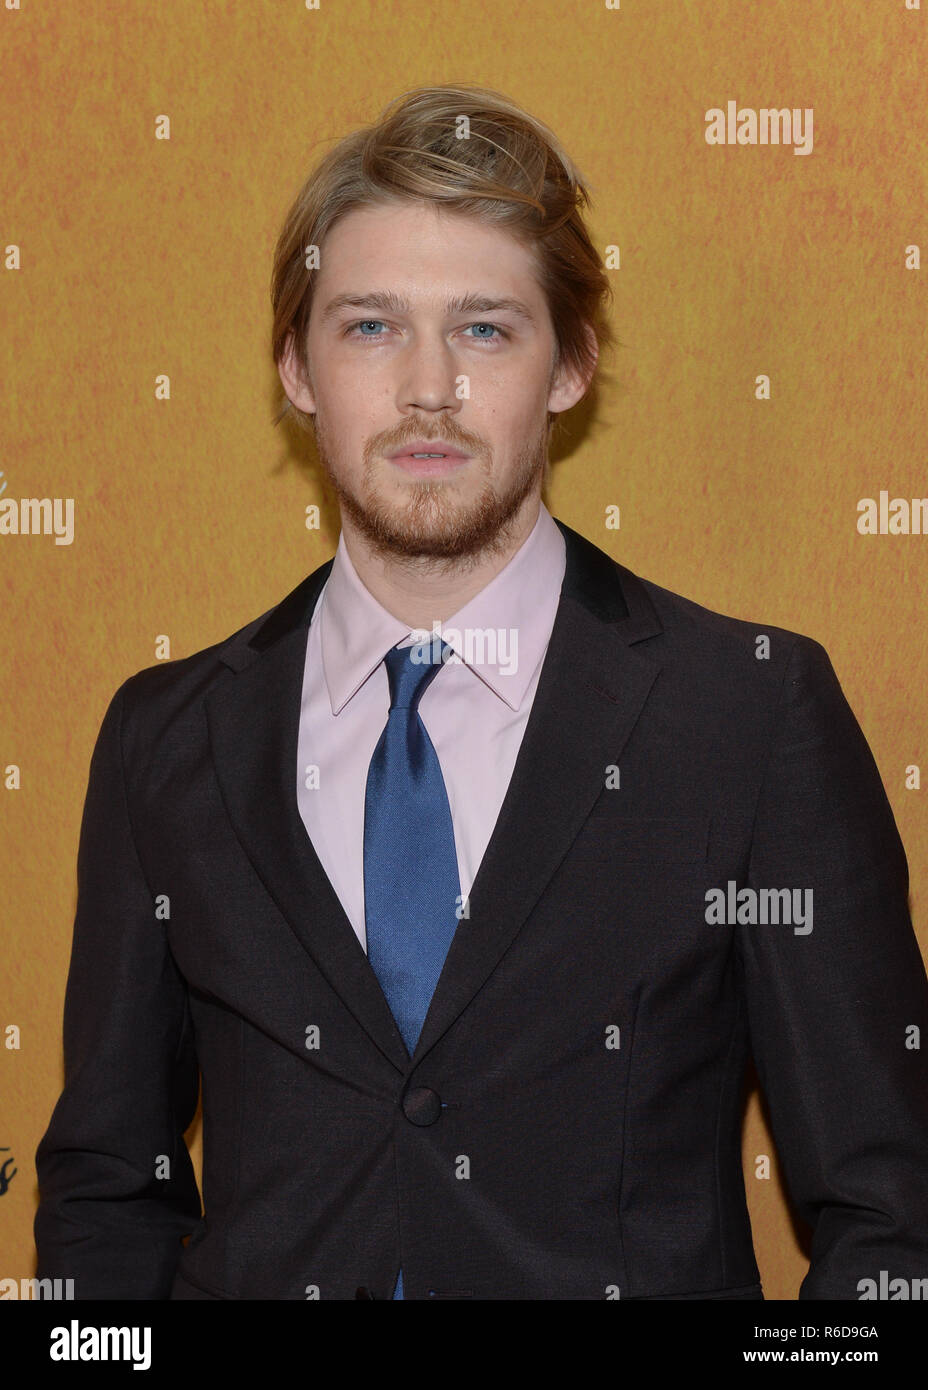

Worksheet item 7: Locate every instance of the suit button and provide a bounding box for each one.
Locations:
[402,1086,442,1126]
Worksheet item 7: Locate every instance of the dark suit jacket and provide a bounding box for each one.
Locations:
[33,518,928,1299]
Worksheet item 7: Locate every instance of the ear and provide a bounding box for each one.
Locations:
[546,324,598,415]
[277,332,317,415]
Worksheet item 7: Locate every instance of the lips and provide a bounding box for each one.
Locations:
[386,440,470,460]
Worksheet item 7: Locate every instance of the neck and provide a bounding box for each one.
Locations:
[339,492,543,630]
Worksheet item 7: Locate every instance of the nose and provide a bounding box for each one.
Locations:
[396,332,463,417]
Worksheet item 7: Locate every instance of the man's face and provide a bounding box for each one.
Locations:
[279,200,591,562]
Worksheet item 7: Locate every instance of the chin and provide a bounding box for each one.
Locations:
[343,485,488,557]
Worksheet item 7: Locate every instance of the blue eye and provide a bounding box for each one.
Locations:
[345,319,507,342]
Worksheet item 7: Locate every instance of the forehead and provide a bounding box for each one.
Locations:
[315,201,544,301]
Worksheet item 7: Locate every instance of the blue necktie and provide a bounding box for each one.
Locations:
[363,637,462,1301]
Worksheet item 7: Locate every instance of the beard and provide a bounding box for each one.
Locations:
[311,409,551,570]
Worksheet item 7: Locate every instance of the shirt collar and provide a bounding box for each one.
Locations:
[317,500,566,715]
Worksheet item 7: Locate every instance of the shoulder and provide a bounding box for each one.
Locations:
[101,559,332,744]
[117,602,278,713]
[639,569,830,673]
[556,517,833,699]
[580,535,836,712]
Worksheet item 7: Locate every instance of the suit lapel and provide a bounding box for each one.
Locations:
[206,560,413,1074]
[414,520,664,1061]
[205,519,664,1075]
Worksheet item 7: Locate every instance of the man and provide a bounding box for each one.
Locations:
[34,84,928,1301]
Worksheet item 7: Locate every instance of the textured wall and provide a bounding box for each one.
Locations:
[2,0,925,1301]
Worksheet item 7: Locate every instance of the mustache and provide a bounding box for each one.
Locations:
[373,421,486,454]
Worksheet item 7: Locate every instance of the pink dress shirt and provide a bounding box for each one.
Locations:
[296,499,567,952]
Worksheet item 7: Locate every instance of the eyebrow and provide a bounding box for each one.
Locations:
[319,290,537,326]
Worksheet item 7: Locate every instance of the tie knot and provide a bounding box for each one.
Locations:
[383,638,454,712]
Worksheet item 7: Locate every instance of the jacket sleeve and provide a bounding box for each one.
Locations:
[740,634,928,1299]
[33,678,202,1299]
